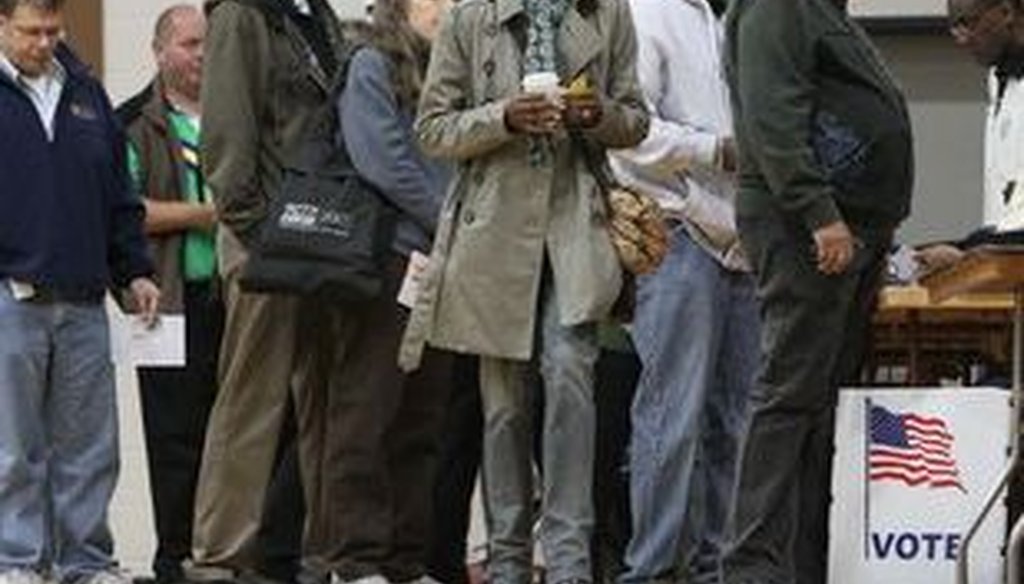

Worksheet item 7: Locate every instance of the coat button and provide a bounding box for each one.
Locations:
[483,59,496,76]
[463,210,476,225]
[485,23,498,36]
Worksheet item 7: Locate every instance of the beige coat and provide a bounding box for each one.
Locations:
[400,0,649,369]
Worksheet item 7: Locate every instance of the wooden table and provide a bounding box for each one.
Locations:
[919,246,1024,584]
[872,285,1013,385]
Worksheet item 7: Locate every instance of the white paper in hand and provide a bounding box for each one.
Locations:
[129,315,185,367]
[398,251,431,310]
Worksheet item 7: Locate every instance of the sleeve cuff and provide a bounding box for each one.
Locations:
[802,196,843,232]
[697,133,720,171]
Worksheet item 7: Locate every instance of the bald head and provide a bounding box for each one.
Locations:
[153,4,201,51]
[152,4,204,104]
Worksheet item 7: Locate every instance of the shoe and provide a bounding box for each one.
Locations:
[83,571,134,584]
[0,570,47,584]
[328,575,390,584]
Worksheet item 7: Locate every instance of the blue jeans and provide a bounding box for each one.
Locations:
[624,228,759,584]
[479,277,599,584]
[0,284,118,580]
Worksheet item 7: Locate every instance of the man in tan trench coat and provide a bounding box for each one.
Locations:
[400,0,648,581]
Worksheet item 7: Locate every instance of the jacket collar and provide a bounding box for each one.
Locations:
[494,0,602,82]
[495,0,597,23]
[140,77,174,133]
[54,43,91,83]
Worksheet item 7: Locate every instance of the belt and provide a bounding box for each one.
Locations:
[6,281,105,304]
[29,286,105,304]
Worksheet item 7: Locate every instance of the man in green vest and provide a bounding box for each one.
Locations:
[118,7,220,583]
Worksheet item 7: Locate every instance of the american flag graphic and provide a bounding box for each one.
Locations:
[868,404,966,492]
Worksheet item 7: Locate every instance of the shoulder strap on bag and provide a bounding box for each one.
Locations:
[570,130,618,194]
[207,0,287,31]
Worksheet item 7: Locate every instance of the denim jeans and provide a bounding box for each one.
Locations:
[0,284,118,581]
[623,227,758,584]
[479,278,599,584]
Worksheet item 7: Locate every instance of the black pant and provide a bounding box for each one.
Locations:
[427,356,483,584]
[298,256,454,583]
[138,282,224,583]
[722,211,888,584]
[592,347,639,584]
[258,397,307,584]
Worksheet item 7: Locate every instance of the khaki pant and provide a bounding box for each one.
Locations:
[191,272,300,571]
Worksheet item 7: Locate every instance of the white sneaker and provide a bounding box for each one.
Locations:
[0,570,46,584]
[82,570,133,584]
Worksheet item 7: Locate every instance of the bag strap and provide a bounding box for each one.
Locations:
[570,130,617,194]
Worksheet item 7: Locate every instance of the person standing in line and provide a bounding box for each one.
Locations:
[401,0,649,582]
[915,0,1024,274]
[722,0,913,582]
[0,1,161,583]
[609,0,758,581]
[117,7,222,583]
[193,0,344,581]
[949,0,1024,232]
[298,0,458,581]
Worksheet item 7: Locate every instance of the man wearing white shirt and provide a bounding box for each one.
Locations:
[916,0,1024,273]
[610,1,758,582]
[948,0,1024,231]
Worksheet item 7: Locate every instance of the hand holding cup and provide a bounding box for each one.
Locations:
[505,72,565,135]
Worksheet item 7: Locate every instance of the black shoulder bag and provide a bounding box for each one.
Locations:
[239,43,397,301]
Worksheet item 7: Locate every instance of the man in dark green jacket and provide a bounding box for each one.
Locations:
[192,0,344,579]
[723,0,913,582]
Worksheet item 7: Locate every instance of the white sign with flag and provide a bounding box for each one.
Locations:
[829,387,1011,583]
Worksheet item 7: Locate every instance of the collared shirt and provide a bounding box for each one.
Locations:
[0,52,66,141]
[610,0,744,269]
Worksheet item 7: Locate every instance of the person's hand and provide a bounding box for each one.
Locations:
[563,90,603,129]
[504,93,564,135]
[812,220,855,275]
[717,136,737,173]
[914,244,964,275]
[130,277,161,328]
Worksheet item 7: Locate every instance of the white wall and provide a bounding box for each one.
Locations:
[872,33,989,244]
[103,0,364,103]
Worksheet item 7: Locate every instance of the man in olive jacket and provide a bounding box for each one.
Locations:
[402,0,648,581]
[193,0,344,577]
[723,0,913,582]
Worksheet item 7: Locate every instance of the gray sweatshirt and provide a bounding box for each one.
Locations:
[340,46,451,256]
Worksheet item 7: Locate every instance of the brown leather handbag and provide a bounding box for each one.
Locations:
[572,132,669,275]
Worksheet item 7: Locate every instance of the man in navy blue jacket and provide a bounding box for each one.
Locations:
[0,2,160,584]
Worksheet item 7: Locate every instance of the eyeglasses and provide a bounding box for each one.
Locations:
[949,0,1006,37]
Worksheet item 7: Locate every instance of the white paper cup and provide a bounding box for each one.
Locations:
[522,71,561,96]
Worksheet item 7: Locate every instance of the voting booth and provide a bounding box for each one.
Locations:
[829,387,1010,583]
